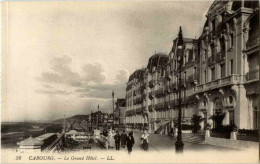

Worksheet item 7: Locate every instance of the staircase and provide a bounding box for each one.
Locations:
[154,121,170,134]
[181,133,205,144]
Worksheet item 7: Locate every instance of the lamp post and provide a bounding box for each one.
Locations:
[175,26,184,153]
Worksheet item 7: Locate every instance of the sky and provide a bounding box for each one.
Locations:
[2,1,213,122]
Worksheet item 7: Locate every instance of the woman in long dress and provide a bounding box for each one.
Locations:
[141,131,149,151]
[108,128,115,148]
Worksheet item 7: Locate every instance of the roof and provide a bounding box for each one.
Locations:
[35,133,56,141]
[17,136,44,146]
[128,68,146,82]
[66,130,78,135]
[147,53,169,73]
[116,98,126,107]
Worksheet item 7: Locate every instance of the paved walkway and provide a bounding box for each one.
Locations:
[128,131,241,153]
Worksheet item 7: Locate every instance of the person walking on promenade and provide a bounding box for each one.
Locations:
[126,132,135,154]
[108,128,114,148]
[114,131,121,150]
[141,130,149,151]
[120,130,127,148]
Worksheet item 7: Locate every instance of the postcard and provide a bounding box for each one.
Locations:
[1,0,259,163]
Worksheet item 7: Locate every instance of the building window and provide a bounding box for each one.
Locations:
[229,110,235,125]
[194,67,197,75]
[204,70,207,83]
[211,67,215,81]
[184,72,186,83]
[253,107,258,129]
[230,60,233,74]
[220,63,225,78]
[212,19,216,32]
[204,49,207,60]
[230,33,234,48]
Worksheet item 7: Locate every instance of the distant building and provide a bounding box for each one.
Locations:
[114,98,126,125]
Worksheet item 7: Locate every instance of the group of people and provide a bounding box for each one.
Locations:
[111,130,150,153]
[114,130,135,154]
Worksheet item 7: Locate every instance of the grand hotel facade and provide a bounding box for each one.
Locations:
[125,0,259,134]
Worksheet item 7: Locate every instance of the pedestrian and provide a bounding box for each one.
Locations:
[126,131,135,154]
[108,128,114,148]
[120,130,127,148]
[114,131,121,150]
[170,127,174,137]
[141,130,149,151]
[103,128,108,137]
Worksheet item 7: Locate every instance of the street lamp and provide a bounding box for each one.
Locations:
[175,26,184,153]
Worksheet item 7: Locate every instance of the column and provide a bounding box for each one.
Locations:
[224,111,230,125]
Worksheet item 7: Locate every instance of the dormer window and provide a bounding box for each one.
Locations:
[212,19,216,32]
[230,33,234,48]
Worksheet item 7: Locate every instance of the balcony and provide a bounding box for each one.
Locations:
[165,71,172,80]
[149,80,155,88]
[216,50,225,62]
[148,105,154,112]
[149,92,154,99]
[246,35,259,50]
[165,85,171,93]
[180,79,186,87]
[136,108,142,114]
[245,69,259,82]
[195,74,241,93]
[155,103,164,110]
[155,88,165,97]
[164,101,171,109]
[170,83,177,90]
[207,56,216,66]
[170,100,175,107]
[187,74,198,85]
[125,110,135,117]
[141,106,146,112]
[135,96,143,104]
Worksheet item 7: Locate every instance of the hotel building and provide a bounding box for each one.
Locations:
[125,0,259,134]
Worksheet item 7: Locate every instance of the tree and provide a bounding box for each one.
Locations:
[191,114,204,133]
[209,113,226,129]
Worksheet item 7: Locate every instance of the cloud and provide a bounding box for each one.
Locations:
[38,55,82,87]
[75,83,126,99]
[36,89,70,95]
[37,56,126,98]
[82,63,106,84]
[115,70,128,83]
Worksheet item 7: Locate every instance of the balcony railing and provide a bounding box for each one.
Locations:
[149,92,154,99]
[216,50,225,62]
[195,74,241,92]
[148,105,154,112]
[207,55,216,66]
[136,108,142,114]
[149,80,155,88]
[179,79,186,87]
[155,88,165,97]
[155,103,164,110]
[165,71,172,80]
[164,101,170,109]
[165,85,171,93]
[135,96,143,104]
[141,106,146,112]
[246,35,259,49]
[170,83,177,90]
[187,74,198,84]
[170,100,175,107]
[245,69,259,82]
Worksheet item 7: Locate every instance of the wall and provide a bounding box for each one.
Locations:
[205,136,258,150]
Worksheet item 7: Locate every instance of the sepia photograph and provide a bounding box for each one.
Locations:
[1,0,259,163]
